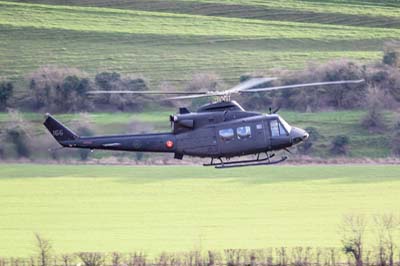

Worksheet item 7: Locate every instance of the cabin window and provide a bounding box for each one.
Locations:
[256,124,263,130]
[237,126,251,139]
[219,128,234,141]
[270,119,288,137]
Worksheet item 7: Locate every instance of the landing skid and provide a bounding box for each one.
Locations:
[203,153,288,169]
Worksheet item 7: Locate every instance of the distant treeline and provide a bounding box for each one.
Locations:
[1,214,400,266]
[1,42,400,113]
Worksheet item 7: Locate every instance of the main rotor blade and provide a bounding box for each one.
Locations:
[165,93,224,100]
[239,79,364,93]
[226,77,277,93]
[87,90,208,95]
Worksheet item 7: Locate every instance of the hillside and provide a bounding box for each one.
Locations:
[1,0,400,91]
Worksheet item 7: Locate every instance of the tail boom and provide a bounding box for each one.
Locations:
[63,133,176,153]
[44,114,176,153]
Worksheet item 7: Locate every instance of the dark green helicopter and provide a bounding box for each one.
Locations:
[44,78,363,168]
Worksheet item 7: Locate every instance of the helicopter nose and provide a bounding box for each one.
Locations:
[290,127,309,144]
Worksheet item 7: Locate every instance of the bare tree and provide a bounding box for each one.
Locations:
[207,251,215,266]
[61,254,74,266]
[292,247,312,266]
[77,253,105,266]
[34,233,52,266]
[374,214,400,266]
[111,252,122,266]
[126,252,146,266]
[276,248,288,266]
[340,214,367,266]
[326,248,340,266]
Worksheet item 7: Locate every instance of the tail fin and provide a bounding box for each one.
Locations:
[43,113,78,144]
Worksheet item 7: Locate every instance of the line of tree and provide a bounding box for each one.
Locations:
[2,214,398,266]
[0,67,151,113]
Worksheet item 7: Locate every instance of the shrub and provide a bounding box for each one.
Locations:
[185,73,222,108]
[93,72,149,111]
[391,119,400,157]
[6,128,30,158]
[383,41,400,68]
[361,108,386,133]
[1,110,32,159]
[27,66,92,112]
[360,87,386,133]
[94,72,121,104]
[186,73,219,92]
[273,60,366,111]
[330,135,350,155]
[239,74,274,110]
[366,64,400,106]
[0,81,13,111]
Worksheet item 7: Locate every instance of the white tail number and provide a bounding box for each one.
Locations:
[52,130,64,137]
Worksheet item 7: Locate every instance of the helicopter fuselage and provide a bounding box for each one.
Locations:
[44,101,309,166]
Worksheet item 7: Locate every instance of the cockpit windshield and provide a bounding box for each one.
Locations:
[279,116,292,133]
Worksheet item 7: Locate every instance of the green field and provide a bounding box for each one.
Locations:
[0,164,399,257]
[2,0,400,92]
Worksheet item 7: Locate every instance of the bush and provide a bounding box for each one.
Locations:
[0,81,13,111]
[185,73,222,108]
[383,41,400,68]
[5,128,30,158]
[330,135,350,156]
[0,110,32,159]
[239,74,274,110]
[272,60,366,111]
[391,120,400,157]
[366,64,400,106]
[360,87,387,133]
[94,72,149,111]
[27,66,92,112]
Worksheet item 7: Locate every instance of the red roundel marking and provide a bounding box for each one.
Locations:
[165,140,174,149]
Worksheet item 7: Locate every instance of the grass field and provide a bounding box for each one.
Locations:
[1,0,400,92]
[0,164,399,257]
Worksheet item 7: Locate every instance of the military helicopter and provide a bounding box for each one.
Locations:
[44,78,363,168]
